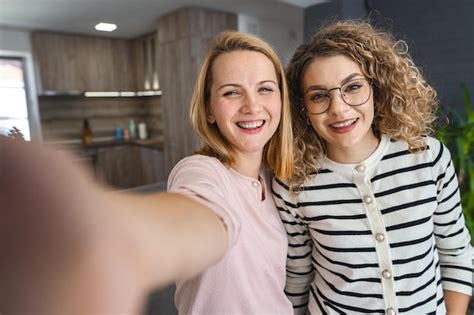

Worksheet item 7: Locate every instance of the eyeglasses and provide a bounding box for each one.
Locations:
[303,78,373,115]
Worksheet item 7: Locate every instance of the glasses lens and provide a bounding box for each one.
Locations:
[304,90,330,114]
[341,78,371,106]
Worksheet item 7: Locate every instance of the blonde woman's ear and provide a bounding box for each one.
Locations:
[207,114,216,124]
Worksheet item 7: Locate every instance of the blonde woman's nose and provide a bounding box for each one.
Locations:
[241,93,262,113]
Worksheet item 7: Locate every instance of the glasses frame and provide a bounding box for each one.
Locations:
[302,78,374,115]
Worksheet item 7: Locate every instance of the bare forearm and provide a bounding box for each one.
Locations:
[113,191,228,287]
[444,290,470,315]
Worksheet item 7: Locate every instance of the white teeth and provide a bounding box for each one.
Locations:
[236,120,265,129]
[330,118,357,128]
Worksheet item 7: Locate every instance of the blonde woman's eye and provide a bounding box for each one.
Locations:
[259,87,274,93]
[223,90,239,97]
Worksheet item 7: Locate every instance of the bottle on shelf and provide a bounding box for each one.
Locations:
[129,119,137,140]
[138,122,147,140]
[81,119,93,145]
[123,128,130,141]
[115,127,123,142]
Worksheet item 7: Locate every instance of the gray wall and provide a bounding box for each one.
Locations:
[304,0,367,41]
[0,27,32,52]
[304,0,342,41]
[304,0,474,114]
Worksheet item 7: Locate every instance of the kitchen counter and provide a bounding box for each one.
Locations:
[44,138,165,189]
[43,138,163,162]
[45,137,163,151]
[121,181,167,193]
[83,138,163,150]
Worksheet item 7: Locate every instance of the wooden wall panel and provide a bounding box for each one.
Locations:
[156,7,237,175]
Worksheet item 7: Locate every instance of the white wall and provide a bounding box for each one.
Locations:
[238,14,303,66]
[0,27,32,52]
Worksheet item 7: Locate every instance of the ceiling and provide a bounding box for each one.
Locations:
[0,0,327,39]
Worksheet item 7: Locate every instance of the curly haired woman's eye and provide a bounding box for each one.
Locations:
[345,83,362,92]
[343,79,368,94]
[309,92,329,103]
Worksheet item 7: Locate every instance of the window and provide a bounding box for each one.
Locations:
[0,57,31,140]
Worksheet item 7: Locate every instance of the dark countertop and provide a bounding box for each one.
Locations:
[82,138,163,150]
[121,181,167,193]
[45,138,163,152]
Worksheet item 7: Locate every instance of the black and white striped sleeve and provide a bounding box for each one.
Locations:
[430,138,473,295]
[272,178,315,315]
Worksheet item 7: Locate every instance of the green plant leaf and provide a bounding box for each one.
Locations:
[437,84,474,244]
[461,83,474,121]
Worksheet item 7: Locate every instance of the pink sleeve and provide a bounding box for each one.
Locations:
[167,156,241,248]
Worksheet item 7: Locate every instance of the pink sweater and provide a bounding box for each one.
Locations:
[168,155,292,315]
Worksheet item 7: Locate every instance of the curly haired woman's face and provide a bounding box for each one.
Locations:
[302,54,379,163]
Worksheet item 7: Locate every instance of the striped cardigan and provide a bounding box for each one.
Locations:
[272,135,472,314]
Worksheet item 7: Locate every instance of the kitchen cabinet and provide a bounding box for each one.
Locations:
[31,32,136,92]
[138,146,165,184]
[132,33,160,91]
[94,145,164,189]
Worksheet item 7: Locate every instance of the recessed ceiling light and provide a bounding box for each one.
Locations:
[94,22,117,32]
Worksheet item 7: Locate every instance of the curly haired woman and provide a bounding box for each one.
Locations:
[272,20,472,315]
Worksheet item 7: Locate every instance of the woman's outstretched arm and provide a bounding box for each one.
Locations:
[0,138,227,314]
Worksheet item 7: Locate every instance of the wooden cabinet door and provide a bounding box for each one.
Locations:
[139,147,165,184]
[95,146,144,189]
[110,39,136,91]
[32,32,75,91]
[132,33,159,91]
[32,32,136,92]
[94,145,164,189]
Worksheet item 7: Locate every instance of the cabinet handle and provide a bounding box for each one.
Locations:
[143,40,150,90]
[151,37,159,90]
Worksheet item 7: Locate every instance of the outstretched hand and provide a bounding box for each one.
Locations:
[0,138,148,313]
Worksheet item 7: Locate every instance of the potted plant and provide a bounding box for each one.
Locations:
[436,84,474,311]
[435,83,474,244]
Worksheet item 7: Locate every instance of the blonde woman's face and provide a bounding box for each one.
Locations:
[302,54,379,163]
[207,51,281,162]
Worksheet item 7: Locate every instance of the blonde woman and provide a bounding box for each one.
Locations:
[273,20,472,314]
[2,31,294,314]
[169,30,293,314]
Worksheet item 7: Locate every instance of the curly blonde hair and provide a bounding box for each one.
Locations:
[286,20,438,190]
[190,31,294,180]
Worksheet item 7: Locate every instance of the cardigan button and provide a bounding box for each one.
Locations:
[386,307,396,315]
[363,195,373,204]
[382,269,392,279]
[375,233,385,242]
[355,164,366,172]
